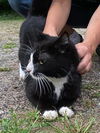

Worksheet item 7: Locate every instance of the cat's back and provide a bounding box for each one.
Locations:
[20,0,51,42]
[20,16,46,42]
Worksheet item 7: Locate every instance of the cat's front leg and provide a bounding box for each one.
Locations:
[19,63,26,80]
[42,110,58,120]
[59,106,74,118]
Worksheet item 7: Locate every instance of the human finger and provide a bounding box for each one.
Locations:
[77,53,92,73]
[79,61,92,74]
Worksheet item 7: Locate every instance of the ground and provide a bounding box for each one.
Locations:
[0,18,100,133]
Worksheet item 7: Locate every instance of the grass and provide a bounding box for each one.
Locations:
[83,83,100,90]
[91,92,100,98]
[0,110,95,133]
[0,67,12,72]
[0,11,23,21]
[2,42,16,49]
[50,117,95,133]
[83,99,94,109]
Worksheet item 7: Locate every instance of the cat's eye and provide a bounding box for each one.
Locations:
[39,60,44,65]
[60,50,65,54]
[39,59,46,64]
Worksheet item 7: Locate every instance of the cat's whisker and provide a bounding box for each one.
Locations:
[60,68,73,80]
[20,45,32,50]
[38,73,52,93]
[36,73,47,93]
[19,47,32,53]
[20,46,32,51]
[19,51,31,57]
[41,78,49,93]
[34,74,44,95]
[24,72,30,80]
[24,75,29,80]
[35,78,38,94]
[43,78,51,93]
[38,75,46,95]
[19,50,30,54]
[26,34,34,49]
[68,74,73,81]
[38,77,42,98]
[39,75,50,94]
[60,68,68,74]
[25,72,30,75]
[20,43,32,50]
[28,40,33,49]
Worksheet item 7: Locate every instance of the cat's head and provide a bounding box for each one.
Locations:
[26,33,80,78]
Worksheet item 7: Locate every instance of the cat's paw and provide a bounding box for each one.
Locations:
[59,107,74,118]
[19,69,25,80]
[19,63,25,80]
[42,110,58,120]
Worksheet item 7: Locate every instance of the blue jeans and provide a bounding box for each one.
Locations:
[8,0,98,28]
[8,0,32,17]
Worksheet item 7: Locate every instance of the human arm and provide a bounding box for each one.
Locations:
[43,0,71,36]
[76,6,100,74]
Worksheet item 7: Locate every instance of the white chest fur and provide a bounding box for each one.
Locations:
[47,77,68,99]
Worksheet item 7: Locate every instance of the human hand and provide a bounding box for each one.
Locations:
[75,42,93,74]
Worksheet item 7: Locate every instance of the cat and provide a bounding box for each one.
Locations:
[18,0,82,120]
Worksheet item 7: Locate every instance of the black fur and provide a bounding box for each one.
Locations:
[19,0,82,113]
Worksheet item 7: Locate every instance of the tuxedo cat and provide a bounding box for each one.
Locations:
[18,0,82,120]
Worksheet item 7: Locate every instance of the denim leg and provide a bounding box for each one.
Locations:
[8,0,32,17]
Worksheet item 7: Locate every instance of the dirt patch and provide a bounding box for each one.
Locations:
[0,20,100,132]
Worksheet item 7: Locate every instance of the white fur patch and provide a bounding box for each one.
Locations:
[26,53,34,73]
[59,106,74,118]
[19,63,25,80]
[47,77,68,99]
[42,110,58,120]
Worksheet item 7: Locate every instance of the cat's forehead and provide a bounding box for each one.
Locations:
[34,42,49,52]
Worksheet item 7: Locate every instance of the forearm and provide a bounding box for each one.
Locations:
[43,0,71,36]
[84,6,100,53]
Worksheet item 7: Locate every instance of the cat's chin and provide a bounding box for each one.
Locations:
[29,72,39,80]
[29,72,46,80]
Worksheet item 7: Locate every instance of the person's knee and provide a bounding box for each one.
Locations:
[8,0,32,17]
[8,0,19,11]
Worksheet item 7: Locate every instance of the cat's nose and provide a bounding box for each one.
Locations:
[26,63,33,73]
[26,67,32,72]
[26,69,31,72]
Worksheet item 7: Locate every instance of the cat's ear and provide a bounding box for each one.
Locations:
[38,32,58,49]
[54,33,73,54]
[58,33,69,44]
[36,31,58,42]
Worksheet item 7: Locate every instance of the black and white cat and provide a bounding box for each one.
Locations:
[18,0,82,120]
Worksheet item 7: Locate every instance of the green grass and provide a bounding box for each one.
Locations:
[2,42,16,49]
[49,117,95,133]
[92,92,100,98]
[0,11,23,21]
[0,67,12,72]
[0,110,95,133]
[83,83,100,90]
